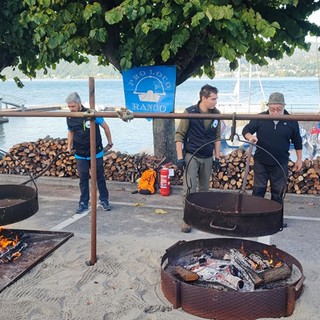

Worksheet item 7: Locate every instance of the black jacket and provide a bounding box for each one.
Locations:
[242,110,302,165]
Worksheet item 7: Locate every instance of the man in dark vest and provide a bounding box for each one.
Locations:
[66,92,113,214]
[175,84,221,233]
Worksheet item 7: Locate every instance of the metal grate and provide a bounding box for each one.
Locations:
[0,229,73,293]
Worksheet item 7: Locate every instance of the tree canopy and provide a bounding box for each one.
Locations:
[1,0,320,86]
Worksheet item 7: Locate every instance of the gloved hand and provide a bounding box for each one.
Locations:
[212,158,220,172]
[177,159,186,170]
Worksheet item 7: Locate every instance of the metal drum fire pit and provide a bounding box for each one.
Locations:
[184,143,285,237]
[184,191,283,237]
[161,238,304,320]
[0,149,40,226]
[0,184,39,226]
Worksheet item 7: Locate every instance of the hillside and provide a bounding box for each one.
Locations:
[2,42,319,79]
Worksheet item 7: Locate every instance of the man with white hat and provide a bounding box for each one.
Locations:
[242,92,302,225]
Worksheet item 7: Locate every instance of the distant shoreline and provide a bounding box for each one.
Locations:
[2,76,320,82]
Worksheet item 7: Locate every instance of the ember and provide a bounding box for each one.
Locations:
[173,246,291,291]
[0,228,29,263]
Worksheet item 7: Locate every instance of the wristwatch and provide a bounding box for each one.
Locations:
[107,143,113,147]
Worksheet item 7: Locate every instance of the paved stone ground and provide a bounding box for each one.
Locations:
[1,174,320,319]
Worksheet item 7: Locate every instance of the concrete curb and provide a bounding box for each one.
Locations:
[1,174,319,204]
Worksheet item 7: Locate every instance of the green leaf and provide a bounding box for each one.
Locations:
[257,20,277,38]
[229,59,239,70]
[23,0,36,6]
[120,56,132,70]
[47,37,58,49]
[128,9,138,20]
[161,6,172,16]
[191,12,205,27]
[13,77,24,88]
[139,7,146,15]
[206,5,234,21]
[161,44,170,61]
[141,22,150,34]
[41,0,51,8]
[170,29,189,53]
[105,8,123,24]
[96,28,106,42]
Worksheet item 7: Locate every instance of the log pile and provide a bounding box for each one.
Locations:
[0,137,319,195]
[287,158,320,195]
[211,148,249,190]
[0,137,166,182]
[0,137,74,177]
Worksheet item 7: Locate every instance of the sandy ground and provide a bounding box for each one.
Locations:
[0,175,320,320]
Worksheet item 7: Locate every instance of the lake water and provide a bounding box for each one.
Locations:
[0,77,319,155]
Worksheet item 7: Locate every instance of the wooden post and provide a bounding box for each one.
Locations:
[89,77,97,265]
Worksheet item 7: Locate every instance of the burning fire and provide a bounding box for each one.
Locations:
[0,228,28,263]
[176,242,290,292]
[262,249,283,268]
[240,242,282,270]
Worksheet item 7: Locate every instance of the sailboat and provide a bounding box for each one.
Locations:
[219,60,265,148]
[218,59,267,114]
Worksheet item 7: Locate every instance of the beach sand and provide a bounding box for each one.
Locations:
[0,176,319,320]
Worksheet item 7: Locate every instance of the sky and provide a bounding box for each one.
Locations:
[306,9,319,42]
[309,9,319,25]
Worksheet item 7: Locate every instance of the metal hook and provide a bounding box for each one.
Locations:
[230,112,237,142]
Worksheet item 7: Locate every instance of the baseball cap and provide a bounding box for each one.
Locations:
[267,92,285,105]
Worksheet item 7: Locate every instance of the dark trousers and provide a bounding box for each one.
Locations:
[76,157,109,205]
[252,159,288,205]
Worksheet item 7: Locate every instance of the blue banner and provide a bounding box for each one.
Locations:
[122,65,176,114]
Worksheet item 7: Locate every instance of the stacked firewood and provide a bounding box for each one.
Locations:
[0,137,73,177]
[0,137,166,181]
[0,137,319,195]
[287,158,320,195]
[211,148,249,190]
[103,151,165,183]
[210,148,320,195]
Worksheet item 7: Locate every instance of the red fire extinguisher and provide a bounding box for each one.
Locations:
[160,167,170,196]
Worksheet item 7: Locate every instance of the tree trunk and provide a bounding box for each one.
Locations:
[153,119,176,163]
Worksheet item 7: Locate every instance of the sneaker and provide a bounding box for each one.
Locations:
[98,200,111,211]
[76,202,90,214]
[181,222,192,233]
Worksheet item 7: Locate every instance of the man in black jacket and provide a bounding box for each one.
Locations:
[175,84,221,232]
[66,92,113,214]
[242,92,302,205]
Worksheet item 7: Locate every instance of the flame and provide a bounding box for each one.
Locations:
[0,228,24,262]
[0,234,19,248]
[262,249,282,268]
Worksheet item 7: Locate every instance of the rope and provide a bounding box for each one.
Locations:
[116,108,134,122]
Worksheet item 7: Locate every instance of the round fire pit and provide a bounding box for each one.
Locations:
[0,184,39,226]
[184,192,283,237]
[161,238,304,320]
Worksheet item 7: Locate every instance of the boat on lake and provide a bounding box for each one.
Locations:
[217,59,266,114]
